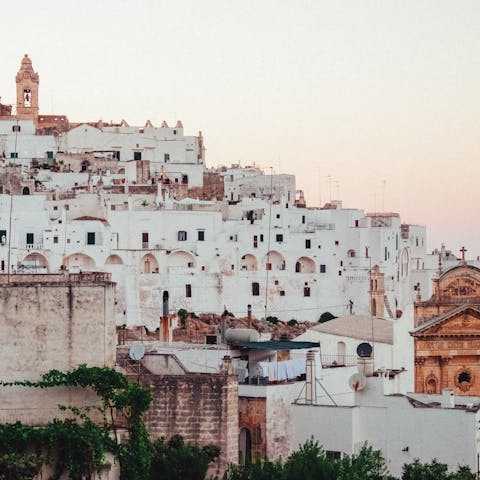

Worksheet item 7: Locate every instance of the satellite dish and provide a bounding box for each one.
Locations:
[356,342,373,358]
[349,373,367,391]
[129,344,145,361]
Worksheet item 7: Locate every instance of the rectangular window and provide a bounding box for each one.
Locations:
[87,232,95,245]
[302,215,305,224]
[12,125,20,132]
[133,151,142,161]
[197,231,205,241]
[335,240,339,246]
[0,260,4,271]
[304,287,310,297]
[185,284,192,298]
[164,153,170,162]
[279,290,285,296]
[26,233,34,245]
[276,234,283,243]
[46,151,54,159]
[142,232,149,248]
[252,282,260,296]
[253,235,258,248]
[260,234,264,242]
[178,231,187,241]
[355,219,359,227]
[326,451,342,460]
[320,264,326,273]
[276,214,280,219]
[113,151,120,160]
[10,152,18,159]
[305,239,311,249]
[53,236,59,244]
[384,247,387,261]
[0,230,6,244]
[0,186,3,194]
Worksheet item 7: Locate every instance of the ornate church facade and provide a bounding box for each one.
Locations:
[412,258,480,395]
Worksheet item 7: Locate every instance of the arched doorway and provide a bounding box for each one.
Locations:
[22,186,30,195]
[238,427,252,465]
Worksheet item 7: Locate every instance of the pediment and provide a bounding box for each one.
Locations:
[413,306,480,337]
[440,276,480,298]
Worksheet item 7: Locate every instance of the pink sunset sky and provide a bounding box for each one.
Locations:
[1,0,479,257]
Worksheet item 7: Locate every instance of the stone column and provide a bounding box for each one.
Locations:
[439,356,452,390]
[414,357,426,392]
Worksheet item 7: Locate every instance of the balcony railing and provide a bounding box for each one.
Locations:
[320,354,357,368]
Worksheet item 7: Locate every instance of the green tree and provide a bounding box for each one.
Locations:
[223,459,284,480]
[283,439,338,480]
[337,445,393,480]
[149,435,219,480]
[319,312,337,323]
[402,459,476,480]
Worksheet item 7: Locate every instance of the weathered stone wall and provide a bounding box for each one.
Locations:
[238,396,267,460]
[0,274,116,424]
[143,372,238,476]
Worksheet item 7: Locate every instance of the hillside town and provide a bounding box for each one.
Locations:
[1,55,479,479]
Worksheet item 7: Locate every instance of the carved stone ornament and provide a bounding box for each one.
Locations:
[454,366,473,392]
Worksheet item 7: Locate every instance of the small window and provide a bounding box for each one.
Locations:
[335,240,339,246]
[0,186,3,194]
[133,151,142,161]
[12,125,21,132]
[305,239,311,249]
[276,234,283,243]
[320,264,326,273]
[279,290,285,296]
[260,234,264,242]
[185,284,192,298]
[276,214,280,219]
[178,231,187,241]
[53,205,58,211]
[0,260,4,271]
[26,233,34,245]
[253,235,258,248]
[197,231,205,241]
[355,219,359,227]
[0,230,7,244]
[142,232,149,248]
[252,282,260,296]
[338,270,342,276]
[302,215,305,224]
[326,451,342,460]
[65,204,69,211]
[10,152,18,159]
[53,236,59,244]
[304,287,310,297]
[46,151,54,159]
[87,232,96,245]
[164,153,170,162]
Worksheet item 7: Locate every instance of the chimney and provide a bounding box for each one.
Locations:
[220,355,233,375]
[305,350,317,404]
[441,388,455,408]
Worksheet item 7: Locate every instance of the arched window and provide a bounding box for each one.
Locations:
[22,186,30,195]
[239,428,252,465]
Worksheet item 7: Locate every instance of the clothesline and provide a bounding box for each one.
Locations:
[258,358,306,382]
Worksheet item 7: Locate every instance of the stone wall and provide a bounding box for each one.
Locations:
[143,372,238,476]
[238,397,267,460]
[0,273,116,424]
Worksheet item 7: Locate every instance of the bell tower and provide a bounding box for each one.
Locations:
[15,54,39,126]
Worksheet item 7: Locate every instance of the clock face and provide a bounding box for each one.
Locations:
[23,89,31,107]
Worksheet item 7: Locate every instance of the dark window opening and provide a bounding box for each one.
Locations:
[178,231,187,241]
[87,232,95,245]
[252,282,260,296]
[304,287,311,297]
[276,234,283,242]
[185,284,192,298]
[197,231,205,241]
[320,264,326,273]
[134,151,142,161]
[305,239,311,249]
[26,233,34,245]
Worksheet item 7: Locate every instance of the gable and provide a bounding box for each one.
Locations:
[413,307,480,337]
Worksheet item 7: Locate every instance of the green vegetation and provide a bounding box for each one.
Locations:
[149,434,219,480]
[0,365,153,480]
[266,316,279,325]
[223,440,476,480]
[287,319,298,327]
[319,312,337,323]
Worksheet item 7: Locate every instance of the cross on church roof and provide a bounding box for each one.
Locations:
[460,246,467,262]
